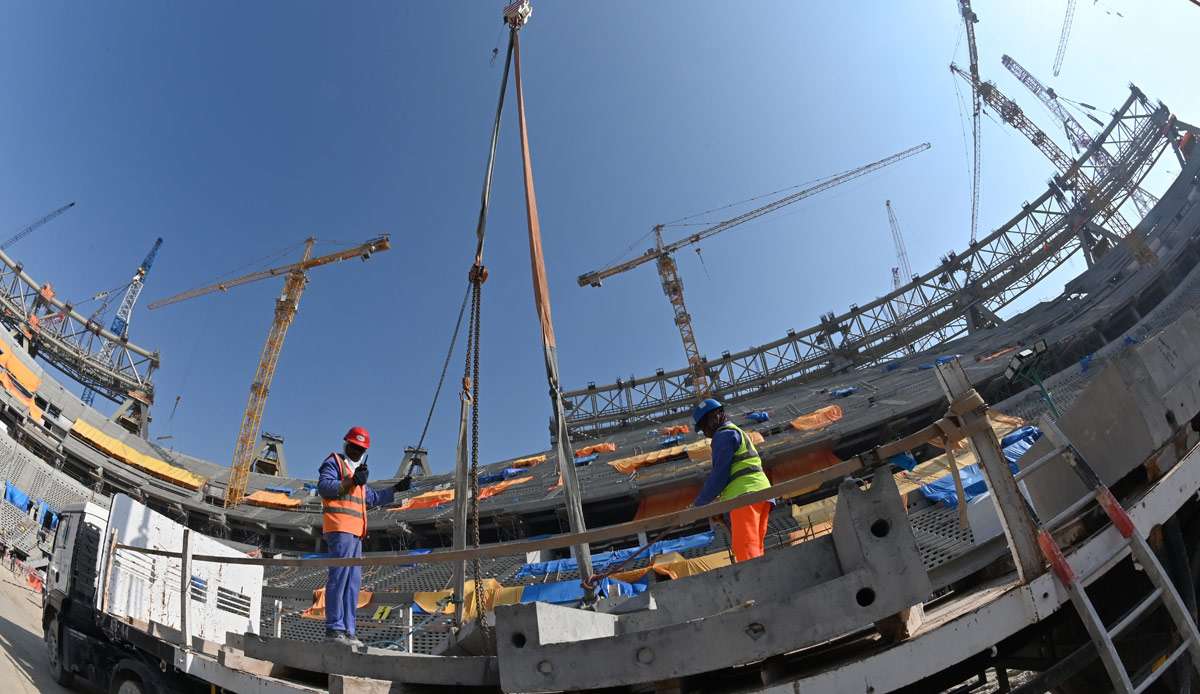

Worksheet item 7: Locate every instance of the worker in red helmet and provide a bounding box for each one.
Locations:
[317,426,413,646]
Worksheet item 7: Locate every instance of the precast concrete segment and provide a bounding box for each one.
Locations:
[757,436,1200,694]
[493,471,929,692]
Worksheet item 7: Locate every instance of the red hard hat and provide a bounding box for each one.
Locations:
[344,426,371,450]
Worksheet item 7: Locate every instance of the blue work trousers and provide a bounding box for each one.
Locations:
[324,531,363,636]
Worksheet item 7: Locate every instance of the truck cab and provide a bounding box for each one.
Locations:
[43,500,109,687]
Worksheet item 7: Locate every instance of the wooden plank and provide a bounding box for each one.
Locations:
[934,360,1043,584]
[122,457,865,569]
[219,646,291,677]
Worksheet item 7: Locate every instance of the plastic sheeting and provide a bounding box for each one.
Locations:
[71,419,206,490]
[659,434,684,447]
[609,444,692,474]
[830,387,857,398]
[412,579,525,619]
[509,454,547,468]
[0,349,42,421]
[4,481,30,512]
[244,490,301,510]
[919,426,1042,506]
[478,476,532,500]
[575,443,616,457]
[573,454,598,466]
[745,411,770,423]
[389,488,455,511]
[766,449,843,498]
[660,424,690,436]
[790,405,843,432]
[515,531,714,579]
[520,576,646,605]
[633,484,701,521]
[300,586,373,620]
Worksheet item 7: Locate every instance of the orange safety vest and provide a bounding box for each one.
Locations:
[322,454,368,537]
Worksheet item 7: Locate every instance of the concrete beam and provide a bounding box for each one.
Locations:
[236,633,499,687]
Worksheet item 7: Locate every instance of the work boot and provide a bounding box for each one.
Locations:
[345,634,365,648]
[325,629,354,646]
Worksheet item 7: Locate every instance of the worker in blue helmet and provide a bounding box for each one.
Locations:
[691,398,773,562]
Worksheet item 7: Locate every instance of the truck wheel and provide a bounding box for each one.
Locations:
[45,615,74,687]
[109,659,164,694]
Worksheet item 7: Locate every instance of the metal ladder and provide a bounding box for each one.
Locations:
[1034,418,1200,693]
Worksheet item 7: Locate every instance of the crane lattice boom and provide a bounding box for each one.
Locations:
[82,238,163,405]
[577,143,931,288]
[1053,0,1078,76]
[578,144,929,399]
[148,235,390,508]
[1,202,76,251]
[886,200,912,284]
[1002,54,1159,217]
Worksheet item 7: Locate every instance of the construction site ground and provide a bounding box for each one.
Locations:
[0,565,81,694]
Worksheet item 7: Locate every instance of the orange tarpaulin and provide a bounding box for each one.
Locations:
[608,444,692,474]
[0,349,42,421]
[301,586,373,620]
[767,449,843,498]
[388,488,455,511]
[478,475,532,500]
[576,442,616,457]
[684,431,764,463]
[790,405,844,432]
[412,579,525,619]
[634,484,701,521]
[660,424,690,436]
[509,454,546,468]
[244,490,301,510]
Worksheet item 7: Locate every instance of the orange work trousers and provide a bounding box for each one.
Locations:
[729,500,772,562]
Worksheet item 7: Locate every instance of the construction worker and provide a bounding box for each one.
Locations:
[317,426,413,646]
[691,398,774,562]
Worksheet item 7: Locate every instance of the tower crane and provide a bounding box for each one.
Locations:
[957,0,983,245]
[1,202,76,250]
[577,143,930,399]
[81,238,163,405]
[147,235,390,508]
[1053,0,1078,76]
[950,63,1155,266]
[1002,54,1159,217]
[886,200,912,291]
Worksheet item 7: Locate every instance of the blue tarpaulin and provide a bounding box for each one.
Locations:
[520,576,647,605]
[745,411,770,423]
[830,387,857,398]
[920,426,1043,507]
[659,435,684,447]
[502,467,528,478]
[4,481,30,512]
[265,485,294,495]
[889,452,918,471]
[574,454,597,466]
[477,471,507,485]
[515,531,714,579]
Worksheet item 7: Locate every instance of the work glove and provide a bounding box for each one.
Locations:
[353,464,369,486]
[394,475,413,493]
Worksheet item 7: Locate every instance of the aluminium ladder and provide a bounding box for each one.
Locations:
[1031,418,1200,693]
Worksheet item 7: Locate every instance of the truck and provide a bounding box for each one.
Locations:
[42,494,309,694]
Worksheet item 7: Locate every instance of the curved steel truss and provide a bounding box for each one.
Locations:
[564,86,1176,436]
[0,248,158,403]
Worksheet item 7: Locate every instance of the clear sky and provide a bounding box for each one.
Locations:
[0,1,1193,479]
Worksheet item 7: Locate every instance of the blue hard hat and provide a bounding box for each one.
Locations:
[692,398,724,426]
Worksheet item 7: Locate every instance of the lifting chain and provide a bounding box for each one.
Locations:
[465,264,491,645]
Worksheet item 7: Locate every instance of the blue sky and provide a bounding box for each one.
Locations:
[0,1,1193,479]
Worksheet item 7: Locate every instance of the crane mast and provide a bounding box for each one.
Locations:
[958,0,983,245]
[578,144,929,400]
[886,200,912,286]
[1002,54,1159,217]
[1,202,76,250]
[82,238,163,405]
[225,239,313,509]
[148,235,390,508]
